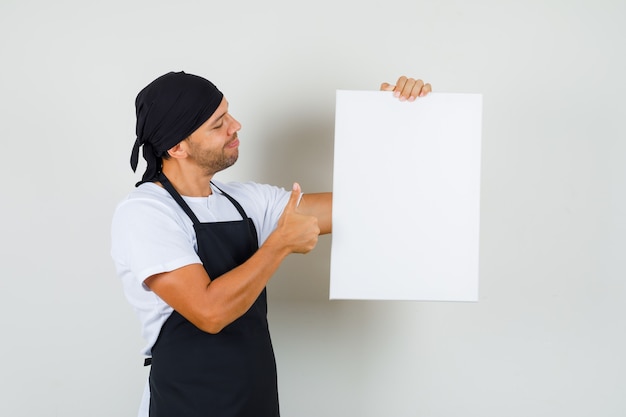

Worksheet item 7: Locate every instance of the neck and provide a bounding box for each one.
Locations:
[161,164,215,197]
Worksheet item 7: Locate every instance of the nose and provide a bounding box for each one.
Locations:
[226,113,242,134]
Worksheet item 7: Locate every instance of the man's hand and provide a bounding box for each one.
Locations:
[380,75,432,102]
[270,182,320,254]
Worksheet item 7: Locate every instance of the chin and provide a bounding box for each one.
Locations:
[213,155,239,174]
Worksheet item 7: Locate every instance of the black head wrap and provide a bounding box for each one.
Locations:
[131,71,223,186]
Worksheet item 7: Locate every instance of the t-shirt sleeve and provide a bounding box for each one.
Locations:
[111,197,201,286]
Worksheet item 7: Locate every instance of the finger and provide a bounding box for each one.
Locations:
[398,78,416,101]
[407,79,425,101]
[284,182,302,212]
[380,82,394,91]
[419,82,432,97]
[393,76,408,97]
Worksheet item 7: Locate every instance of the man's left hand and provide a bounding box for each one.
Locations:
[380,76,432,101]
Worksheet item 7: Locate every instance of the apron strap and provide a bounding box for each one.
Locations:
[159,174,250,224]
[210,182,259,248]
[210,182,248,220]
[158,173,202,225]
[158,173,257,247]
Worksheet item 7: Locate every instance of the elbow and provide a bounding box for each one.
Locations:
[196,313,229,334]
[202,325,224,335]
[204,323,225,334]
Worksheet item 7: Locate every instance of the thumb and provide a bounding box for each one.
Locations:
[380,82,395,91]
[285,182,302,212]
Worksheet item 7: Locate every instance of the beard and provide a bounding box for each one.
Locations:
[188,134,240,176]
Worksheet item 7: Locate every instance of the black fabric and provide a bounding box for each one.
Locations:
[148,174,279,417]
[131,72,223,186]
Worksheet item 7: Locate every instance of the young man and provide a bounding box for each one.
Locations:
[111,72,431,417]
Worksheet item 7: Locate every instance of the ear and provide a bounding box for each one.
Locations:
[166,142,188,159]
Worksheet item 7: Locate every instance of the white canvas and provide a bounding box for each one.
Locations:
[330,91,483,301]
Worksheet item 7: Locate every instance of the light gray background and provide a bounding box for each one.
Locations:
[1,1,624,416]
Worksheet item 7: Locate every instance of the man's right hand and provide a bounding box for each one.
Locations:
[271,182,320,255]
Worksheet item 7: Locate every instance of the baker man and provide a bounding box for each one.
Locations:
[111,71,431,417]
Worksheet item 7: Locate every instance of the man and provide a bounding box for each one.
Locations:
[111,72,431,417]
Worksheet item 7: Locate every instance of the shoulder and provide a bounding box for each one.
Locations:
[111,183,198,273]
[115,182,172,205]
[111,183,194,243]
[113,183,178,220]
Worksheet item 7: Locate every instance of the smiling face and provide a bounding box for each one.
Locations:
[182,97,242,176]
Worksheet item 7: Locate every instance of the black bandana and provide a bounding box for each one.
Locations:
[131,71,223,186]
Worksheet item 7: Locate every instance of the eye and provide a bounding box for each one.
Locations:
[212,114,227,130]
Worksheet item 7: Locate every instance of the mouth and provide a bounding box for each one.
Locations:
[225,135,239,149]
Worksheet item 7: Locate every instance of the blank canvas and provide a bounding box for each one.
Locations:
[330,91,482,301]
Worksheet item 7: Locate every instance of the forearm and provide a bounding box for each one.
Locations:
[199,238,291,332]
[298,192,332,235]
[145,185,320,333]
[206,190,330,320]
[145,240,289,334]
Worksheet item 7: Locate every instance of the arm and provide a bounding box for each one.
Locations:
[293,76,432,235]
[144,183,319,334]
[297,192,332,235]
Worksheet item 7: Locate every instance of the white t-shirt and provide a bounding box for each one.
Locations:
[110,180,290,356]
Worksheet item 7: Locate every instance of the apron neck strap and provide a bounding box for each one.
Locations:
[209,182,249,221]
[158,173,201,225]
[158,174,249,224]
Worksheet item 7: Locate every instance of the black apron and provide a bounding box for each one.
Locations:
[148,174,279,417]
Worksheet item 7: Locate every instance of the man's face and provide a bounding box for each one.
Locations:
[184,98,242,175]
